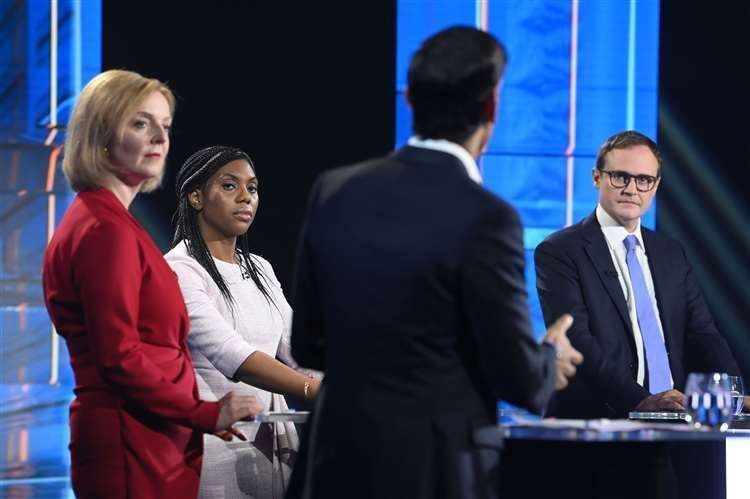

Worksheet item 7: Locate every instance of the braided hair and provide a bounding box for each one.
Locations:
[172,145,276,311]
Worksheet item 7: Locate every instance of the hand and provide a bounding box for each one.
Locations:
[744,396,750,413]
[541,314,583,390]
[215,391,263,431]
[213,426,248,442]
[635,389,686,412]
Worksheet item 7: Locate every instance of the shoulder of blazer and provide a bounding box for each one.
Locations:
[641,225,684,259]
[314,155,390,206]
[538,211,598,250]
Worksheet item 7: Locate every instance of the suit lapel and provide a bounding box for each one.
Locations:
[581,214,633,331]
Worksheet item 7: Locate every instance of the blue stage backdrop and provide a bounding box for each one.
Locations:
[396,0,659,339]
[0,0,100,495]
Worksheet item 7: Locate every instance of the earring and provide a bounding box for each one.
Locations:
[103,147,110,157]
[189,193,202,210]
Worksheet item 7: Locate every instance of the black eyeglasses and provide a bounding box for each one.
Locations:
[600,170,660,192]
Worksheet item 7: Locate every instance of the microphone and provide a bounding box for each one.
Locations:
[604,269,618,279]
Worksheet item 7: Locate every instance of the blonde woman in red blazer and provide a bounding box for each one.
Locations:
[42,70,261,499]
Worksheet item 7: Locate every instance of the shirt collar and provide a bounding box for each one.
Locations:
[407,136,482,185]
[596,204,645,251]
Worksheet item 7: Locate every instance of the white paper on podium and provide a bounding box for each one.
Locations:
[507,418,697,432]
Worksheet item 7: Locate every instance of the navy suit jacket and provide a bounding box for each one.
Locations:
[289,146,557,499]
[535,212,739,419]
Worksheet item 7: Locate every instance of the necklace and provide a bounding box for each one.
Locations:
[236,256,251,280]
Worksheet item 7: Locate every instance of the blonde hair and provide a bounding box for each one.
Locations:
[63,69,176,192]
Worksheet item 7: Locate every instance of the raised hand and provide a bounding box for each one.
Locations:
[541,314,584,390]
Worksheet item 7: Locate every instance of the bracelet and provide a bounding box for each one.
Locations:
[303,380,311,399]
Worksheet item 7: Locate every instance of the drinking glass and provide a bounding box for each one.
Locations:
[684,372,732,429]
[728,375,744,415]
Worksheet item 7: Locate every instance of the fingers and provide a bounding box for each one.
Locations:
[636,391,687,412]
[559,360,577,378]
[658,399,685,411]
[227,426,248,441]
[213,426,248,442]
[227,393,262,419]
[216,392,264,430]
[569,346,584,365]
[214,430,234,441]
[544,314,574,342]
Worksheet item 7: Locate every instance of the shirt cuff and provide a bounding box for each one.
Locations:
[213,337,257,381]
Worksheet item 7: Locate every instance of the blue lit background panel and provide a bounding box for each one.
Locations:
[488,1,571,155]
[570,156,601,225]
[397,0,659,338]
[575,1,659,154]
[1,0,99,491]
[395,2,476,91]
[0,0,101,144]
[482,154,568,229]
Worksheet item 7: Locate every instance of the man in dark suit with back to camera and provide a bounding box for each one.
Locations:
[288,26,582,499]
[536,130,740,420]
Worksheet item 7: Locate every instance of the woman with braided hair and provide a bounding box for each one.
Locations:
[165,145,321,498]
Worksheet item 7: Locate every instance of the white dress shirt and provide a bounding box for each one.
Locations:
[596,204,673,388]
[407,136,482,185]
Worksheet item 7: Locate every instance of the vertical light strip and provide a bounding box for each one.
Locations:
[49,0,58,128]
[6,433,14,463]
[47,146,62,385]
[626,0,637,130]
[45,146,61,192]
[476,0,489,177]
[18,430,28,463]
[73,0,82,95]
[475,1,489,31]
[48,195,59,385]
[564,0,580,227]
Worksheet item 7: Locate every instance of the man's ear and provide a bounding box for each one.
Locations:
[189,190,203,210]
[404,86,413,109]
[592,168,601,188]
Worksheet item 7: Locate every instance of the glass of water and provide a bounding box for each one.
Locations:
[728,376,744,415]
[685,372,732,429]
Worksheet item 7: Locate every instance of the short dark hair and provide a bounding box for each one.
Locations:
[596,130,662,174]
[407,26,506,144]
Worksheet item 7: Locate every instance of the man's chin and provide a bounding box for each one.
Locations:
[612,209,641,227]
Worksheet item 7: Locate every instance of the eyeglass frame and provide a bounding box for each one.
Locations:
[598,169,660,192]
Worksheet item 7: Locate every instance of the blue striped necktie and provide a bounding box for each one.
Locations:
[623,235,671,394]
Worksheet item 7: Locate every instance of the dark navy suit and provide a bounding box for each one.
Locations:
[289,146,558,499]
[535,212,739,418]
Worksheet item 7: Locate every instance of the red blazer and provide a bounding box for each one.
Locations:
[43,188,220,499]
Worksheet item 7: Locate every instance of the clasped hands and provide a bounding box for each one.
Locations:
[635,389,686,412]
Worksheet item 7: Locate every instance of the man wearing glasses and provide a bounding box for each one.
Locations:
[535,130,739,419]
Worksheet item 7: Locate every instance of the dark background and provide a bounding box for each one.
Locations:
[103,1,396,283]
[103,1,750,378]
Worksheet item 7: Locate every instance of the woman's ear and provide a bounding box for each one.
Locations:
[189,190,203,210]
